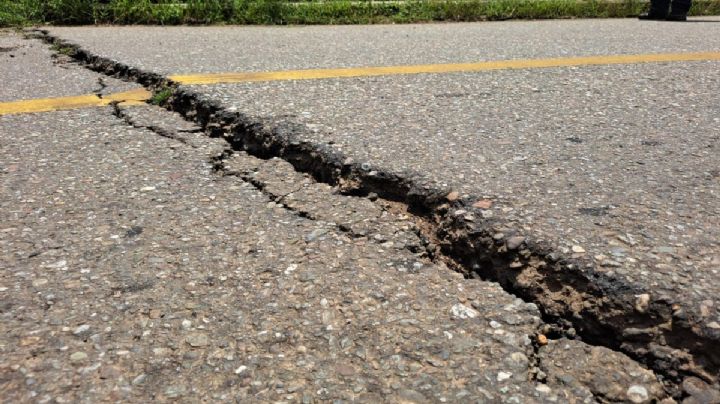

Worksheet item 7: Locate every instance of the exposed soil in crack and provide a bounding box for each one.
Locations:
[33,29,720,399]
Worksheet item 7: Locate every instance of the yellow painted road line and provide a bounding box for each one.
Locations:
[0,88,151,116]
[169,51,720,85]
[3,52,719,116]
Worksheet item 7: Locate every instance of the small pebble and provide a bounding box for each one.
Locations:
[70,352,88,363]
[626,385,649,403]
[186,333,209,347]
[497,372,512,382]
[537,334,548,346]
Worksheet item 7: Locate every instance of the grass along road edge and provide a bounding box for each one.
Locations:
[2,0,720,27]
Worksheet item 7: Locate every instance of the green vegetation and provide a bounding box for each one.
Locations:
[2,0,719,27]
[50,43,75,55]
[150,87,173,105]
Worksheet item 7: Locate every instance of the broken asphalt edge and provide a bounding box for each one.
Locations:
[30,28,720,395]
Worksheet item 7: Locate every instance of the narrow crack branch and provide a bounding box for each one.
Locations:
[177,128,204,134]
[274,184,306,204]
[212,152,319,223]
[92,77,107,98]
[111,102,194,147]
[212,152,427,255]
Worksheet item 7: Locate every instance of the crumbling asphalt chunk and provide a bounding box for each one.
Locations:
[682,377,720,404]
[539,338,668,403]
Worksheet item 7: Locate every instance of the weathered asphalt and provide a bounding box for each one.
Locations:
[46,19,720,74]
[0,31,684,403]
[43,17,720,392]
[0,30,136,102]
[1,16,720,401]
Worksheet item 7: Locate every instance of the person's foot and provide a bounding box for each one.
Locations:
[638,11,668,20]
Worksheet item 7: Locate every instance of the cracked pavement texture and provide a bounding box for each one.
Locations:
[197,62,720,331]
[0,107,545,403]
[0,32,673,402]
[45,19,720,377]
[0,31,136,102]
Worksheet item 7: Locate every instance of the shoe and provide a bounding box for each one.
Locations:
[638,11,668,19]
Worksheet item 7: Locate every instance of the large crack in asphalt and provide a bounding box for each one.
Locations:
[107,103,583,397]
[32,29,720,399]
[109,102,672,403]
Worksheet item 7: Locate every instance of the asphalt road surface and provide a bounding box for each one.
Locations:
[1,17,719,402]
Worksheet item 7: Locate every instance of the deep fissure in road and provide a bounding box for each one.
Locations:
[33,29,719,398]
